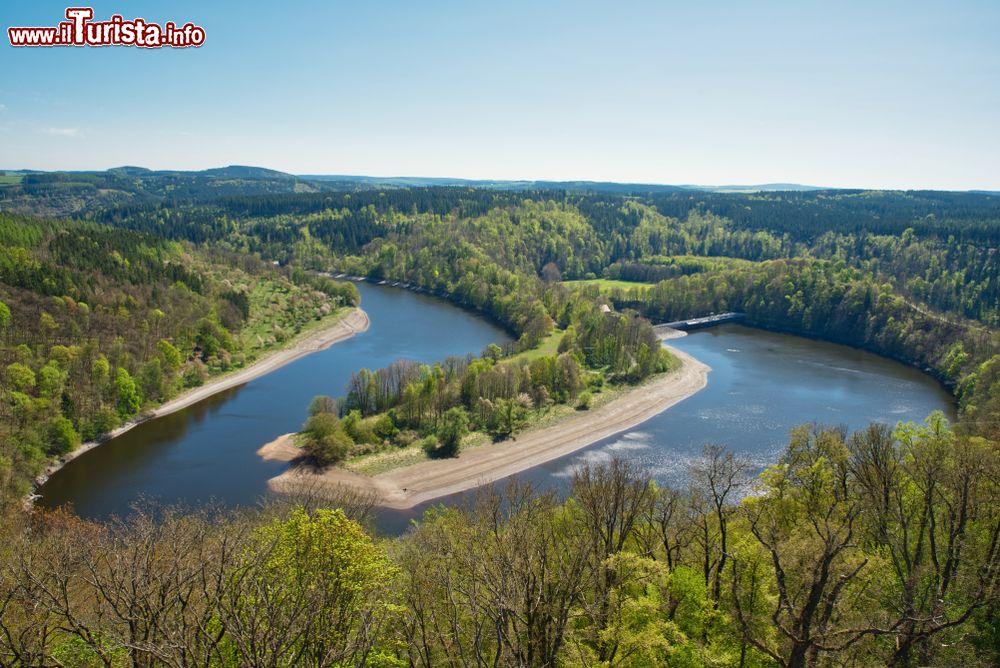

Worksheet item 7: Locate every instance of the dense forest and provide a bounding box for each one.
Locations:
[0,167,351,218]
[0,213,358,504]
[86,186,1000,326]
[98,184,994,431]
[3,421,1000,667]
[2,176,1000,665]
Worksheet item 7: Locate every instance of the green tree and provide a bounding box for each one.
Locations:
[91,355,110,386]
[5,363,36,393]
[45,416,80,456]
[732,425,878,668]
[435,407,469,457]
[495,395,531,437]
[115,368,141,419]
[226,508,400,666]
[341,409,376,444]
[308,394,339,416]
[37,363,66,400]
[373,413,398,441]
[484,343,503,362]
[301,412,353,465]
[38,312,58,340]
[557,326,576,354]
[138,358,165,402]
[156,339,182,373]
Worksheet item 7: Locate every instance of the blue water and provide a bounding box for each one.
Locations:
[39,282,513,519]
[40,285,954,534]
[375,324,955,534]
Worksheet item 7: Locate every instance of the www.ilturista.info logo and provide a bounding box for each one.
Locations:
[8,7,205,48]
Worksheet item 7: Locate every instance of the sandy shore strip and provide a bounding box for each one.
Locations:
[656,326,688,340]
[30,308,369,498]
[257,433,303,461]
[266,345,709,509]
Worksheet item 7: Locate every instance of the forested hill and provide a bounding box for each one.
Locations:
[0,167,351,218]
[0,213,358,504]
[96,186,1000,426]
[72,184,1000,427]
[91,186,1000,315]
[6,166,1000,240]
[4,167,822,212]
[93,185,1000,243]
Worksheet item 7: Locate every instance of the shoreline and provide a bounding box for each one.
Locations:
[29,307,370,504]
[264,344,709,509]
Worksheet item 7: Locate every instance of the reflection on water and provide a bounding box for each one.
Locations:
[39,283,513,519]
[42,289,955,537]
[375,325,956,535]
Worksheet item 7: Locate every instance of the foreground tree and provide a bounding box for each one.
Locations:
[690,444,751,604]
[394,483,590,667]
[570,459,655,663]
[731,426,878,667]
[217,507,399,667]
[850,416,1000,666]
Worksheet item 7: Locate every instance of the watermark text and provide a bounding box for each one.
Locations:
[8,7,205,48]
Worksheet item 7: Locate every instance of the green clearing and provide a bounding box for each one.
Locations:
[239,279,349,361]
[509,328,564,361]
[562,278,656,291]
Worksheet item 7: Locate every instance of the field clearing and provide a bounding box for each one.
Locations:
[562,278,656,291]
[509,328,563,361]
[239,280,346,361]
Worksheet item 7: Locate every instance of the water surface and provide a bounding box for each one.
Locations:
[39,283,513,519]
[41,288,955,534]
[375,325,955,533]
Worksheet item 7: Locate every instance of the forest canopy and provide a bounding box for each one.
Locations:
[1,177,999,666]
[0,213,358,503]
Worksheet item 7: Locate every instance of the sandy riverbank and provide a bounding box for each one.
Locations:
[257,433,302,461]
[265,345,709,509]
[30,308,369,498]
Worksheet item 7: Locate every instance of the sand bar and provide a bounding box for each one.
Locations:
[266,345,709,509]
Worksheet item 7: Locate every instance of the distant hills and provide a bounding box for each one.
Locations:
[108,165,298,181]
[301,174,687,192]
[684,183,826,193]
[0,165,325,217]
[3,166,830,194]
[301,174,828,193]
[2,165,996,218]
[2,165,296,180]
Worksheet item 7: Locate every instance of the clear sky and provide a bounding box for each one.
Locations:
[2,1,998,189]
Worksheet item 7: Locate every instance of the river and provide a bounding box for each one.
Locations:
[40,285,955,532]
[375,324,956,533]
[38,283,513,519]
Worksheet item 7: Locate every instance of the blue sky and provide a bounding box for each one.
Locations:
[2,1,998,189]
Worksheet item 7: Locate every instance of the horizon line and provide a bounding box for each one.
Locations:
[2,164,999,194]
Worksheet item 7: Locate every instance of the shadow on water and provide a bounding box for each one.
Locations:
[40,290,955,538]
[39,283,513,519]
[53,386,243,496]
